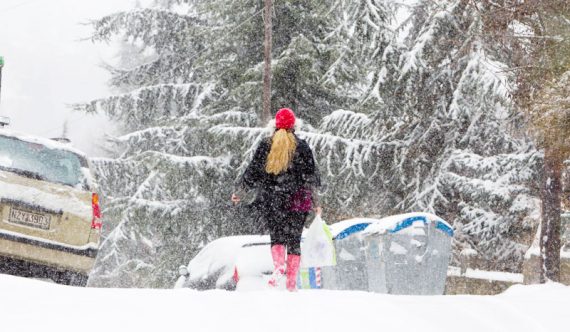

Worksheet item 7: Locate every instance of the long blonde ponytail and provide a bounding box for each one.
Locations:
[265,129,297,175]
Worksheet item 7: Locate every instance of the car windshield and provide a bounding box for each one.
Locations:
[0,135,87,188]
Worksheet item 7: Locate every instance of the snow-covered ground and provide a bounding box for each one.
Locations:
[1,274,568,332]
[447,266,524,283]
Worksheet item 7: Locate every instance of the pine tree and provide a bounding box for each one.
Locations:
[77,1,239,287]
[297,0,542,271]
[79,0,386,287]
[79,0,545,287]
[478,0,570,281]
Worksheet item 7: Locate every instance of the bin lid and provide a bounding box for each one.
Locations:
[331,213,453,240]
[331,219,375,240]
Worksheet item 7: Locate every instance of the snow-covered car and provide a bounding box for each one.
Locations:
[0,129,101,286]
[175,235,273,291]
[175,234,325,291]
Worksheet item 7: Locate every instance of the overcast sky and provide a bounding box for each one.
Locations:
[0,0,141,156]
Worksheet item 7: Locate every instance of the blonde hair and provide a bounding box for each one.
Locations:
[265,129,297,175]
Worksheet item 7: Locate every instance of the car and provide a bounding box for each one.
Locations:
[175,234,324,291]
[0,129,101,286]
[175,235,273,291]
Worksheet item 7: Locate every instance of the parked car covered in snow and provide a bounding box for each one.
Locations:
[175,234,324,291]
[0,129,101,286]
[174,235,273,290]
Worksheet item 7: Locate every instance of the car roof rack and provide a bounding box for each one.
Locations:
[50,137,72,144]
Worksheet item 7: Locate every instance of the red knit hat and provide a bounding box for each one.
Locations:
[275,108,296,130]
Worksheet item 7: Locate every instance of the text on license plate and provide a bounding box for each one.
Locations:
[8,207,51,230]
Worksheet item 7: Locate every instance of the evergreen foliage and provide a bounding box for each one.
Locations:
[299,0,541,270]
[80,0,541,287]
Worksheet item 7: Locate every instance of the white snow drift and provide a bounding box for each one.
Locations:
[0,274,568,332]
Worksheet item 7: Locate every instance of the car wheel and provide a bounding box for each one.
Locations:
[65,272,89,287]
[49,270,88,287]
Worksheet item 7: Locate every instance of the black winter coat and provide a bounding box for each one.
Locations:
[240,135,321,212]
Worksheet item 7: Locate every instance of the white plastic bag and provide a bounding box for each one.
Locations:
[301,215,337,268]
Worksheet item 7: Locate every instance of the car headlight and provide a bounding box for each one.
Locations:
[179,265,189,277]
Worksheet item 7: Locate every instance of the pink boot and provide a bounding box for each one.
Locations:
[286,254,301,292]
[268,245,286,288]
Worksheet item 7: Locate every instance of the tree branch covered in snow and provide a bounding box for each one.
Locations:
[81,0,542,287]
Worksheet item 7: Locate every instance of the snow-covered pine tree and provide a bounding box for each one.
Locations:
[321,0,395,112]
[80,0,542,288]
[189,0,349,125]
[294,0,541,271]
[76,1,242,287]
[496,0,570,281]
[79,0,393,287]
[390,0,541,270]
[212,0,398,220]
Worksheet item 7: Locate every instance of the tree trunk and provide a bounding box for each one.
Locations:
[539,146,562,282]
[261,0,272,125]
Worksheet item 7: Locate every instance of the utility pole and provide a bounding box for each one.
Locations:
[0,56,9,127]
[262,0,273,125]
[0,56,4,105]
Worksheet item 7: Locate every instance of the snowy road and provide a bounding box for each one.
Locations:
[1,274,568,332]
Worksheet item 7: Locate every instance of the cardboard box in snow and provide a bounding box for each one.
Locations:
[322,212,453,295]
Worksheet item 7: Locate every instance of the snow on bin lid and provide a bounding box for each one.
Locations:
[330,218,377,240]
[364,212,453,237]
[331,213,453,240]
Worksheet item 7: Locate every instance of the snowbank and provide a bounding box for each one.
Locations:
[448,266,524,283]
[0,274,568,332]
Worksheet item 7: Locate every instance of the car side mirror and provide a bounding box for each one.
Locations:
[0,116,10,128]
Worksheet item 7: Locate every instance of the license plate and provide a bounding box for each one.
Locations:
[8,207,51,230]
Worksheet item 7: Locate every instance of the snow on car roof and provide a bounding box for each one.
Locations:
[0,128,87,158]
[330,212,454,240]
[187,235,270,283]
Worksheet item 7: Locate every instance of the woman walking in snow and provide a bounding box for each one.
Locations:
[232,108,322,291]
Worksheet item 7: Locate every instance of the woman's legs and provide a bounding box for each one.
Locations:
[267,210,307,290]
[267,211,288,287]
[268,244,285,287]
[286,254,301,291]
[283,212,307,291]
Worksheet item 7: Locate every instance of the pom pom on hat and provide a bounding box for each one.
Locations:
[275,108,296,130]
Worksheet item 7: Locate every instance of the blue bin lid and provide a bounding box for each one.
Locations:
[332,213,454,240]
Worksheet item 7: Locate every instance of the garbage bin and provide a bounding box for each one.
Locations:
[322,213,453,295]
